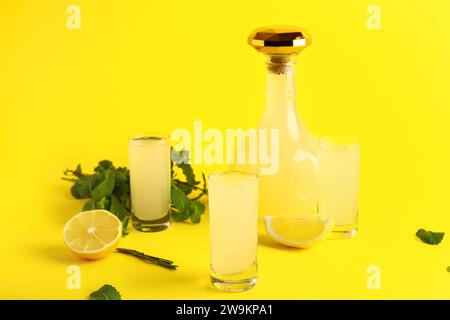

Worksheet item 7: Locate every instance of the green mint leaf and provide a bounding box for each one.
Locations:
[174,163,198,195]
[416,229,445,245]
[83,200,95,211]
[94,160,115,173]
[113,170,130,201]
[171,149,197,194]
[91,170,116,201]
[110,195,127,221]
[70,177,91,199]
[89,284,121,300]
[114,167,129,185]
[75,164,83,176]
[173,180,193,195]
[190,211,200,223]
[121,216,130,236]
[95,196,110,209]
[88,171,105,192]
[171,208,190,222]
[189,201,205,224]
[179,163,198,186]
[171,184,189,212]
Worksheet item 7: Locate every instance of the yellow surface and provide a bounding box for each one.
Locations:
[1,0,450,299]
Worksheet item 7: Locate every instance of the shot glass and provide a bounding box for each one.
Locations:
[129,133,171,232]
[208,171,259,292]
[317,137,360,239]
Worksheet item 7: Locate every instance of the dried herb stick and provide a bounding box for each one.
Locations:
[116,248,178,270]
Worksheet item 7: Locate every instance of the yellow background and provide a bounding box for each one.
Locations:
[1,0,449,299]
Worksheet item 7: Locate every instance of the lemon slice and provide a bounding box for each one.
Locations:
[63,210,122,260]
[264,215,333,248]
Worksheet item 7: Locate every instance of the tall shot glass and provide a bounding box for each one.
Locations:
[317,137,360,239]
[208,171,259,292]
[129,133,171,232]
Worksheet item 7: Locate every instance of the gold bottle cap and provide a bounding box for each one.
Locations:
[248,25,312,55]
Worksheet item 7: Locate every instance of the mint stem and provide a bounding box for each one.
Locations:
[63,169,91,179]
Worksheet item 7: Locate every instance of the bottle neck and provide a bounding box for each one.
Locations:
[266,57,296,107]
[262,55,303,140]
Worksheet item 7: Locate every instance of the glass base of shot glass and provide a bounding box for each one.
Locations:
[329,224,357,239]
[210,264,258,293]
[132,212,170,232]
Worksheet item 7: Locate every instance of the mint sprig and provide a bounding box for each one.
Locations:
[63,160,132,235]
[89,284,121,300]
[416,229,445,245]
[170,149,207,223]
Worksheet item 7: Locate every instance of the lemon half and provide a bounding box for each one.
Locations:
[63,210,122,260]
[264,215,333,248]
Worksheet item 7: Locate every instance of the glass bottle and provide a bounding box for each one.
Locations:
[242,26,318,218]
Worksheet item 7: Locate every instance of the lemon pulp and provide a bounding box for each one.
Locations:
[63,209,122,260]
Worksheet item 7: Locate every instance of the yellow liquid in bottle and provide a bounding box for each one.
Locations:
[236,61,318,218]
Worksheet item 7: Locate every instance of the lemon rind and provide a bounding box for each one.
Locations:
[264,215,333,246]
